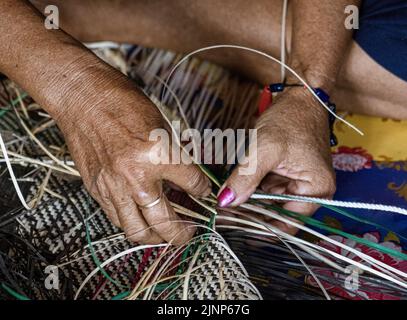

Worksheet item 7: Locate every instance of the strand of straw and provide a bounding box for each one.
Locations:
[218,205,404,282]
[281,0,289,82]
[74,244,167,299]
[75,223,253,299]
[217,223,407,288]
[217,211,345,272]
[0,132,32,210]
[235,212,331,300]
[241,203,407,281]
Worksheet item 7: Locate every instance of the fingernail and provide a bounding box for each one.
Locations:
[217,187,235,208]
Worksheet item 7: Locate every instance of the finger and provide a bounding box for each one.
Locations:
[134,180,195,246]
[115,196,163,244]
[217,148,281,207]
[260,173,290,195]
[100,199,122,228]
[284,179,324,215]
[104,175,162,244]
[269,179,322,236]
[112,194,163,244]
[161,163,211,197]
[91,181,121,228]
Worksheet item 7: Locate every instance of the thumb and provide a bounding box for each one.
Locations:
[217,148,281,207]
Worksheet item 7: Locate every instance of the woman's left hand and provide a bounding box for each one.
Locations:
[217,87,336,234]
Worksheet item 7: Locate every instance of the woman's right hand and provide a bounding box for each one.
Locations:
[53,62,211,245]
[0,0,212,245]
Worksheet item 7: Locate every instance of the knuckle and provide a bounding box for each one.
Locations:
[111,166,155,197]
[111,156,128,172]
[133,180,161,205]
[94,172,110,200]
[111,148,147,174]
[135,189,159,206]
[188,169,205,191]
[115,199,132,211]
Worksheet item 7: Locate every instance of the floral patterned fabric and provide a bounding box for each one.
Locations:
[305,114,407,299]
[314,114,407,252]
[308,232,407,300]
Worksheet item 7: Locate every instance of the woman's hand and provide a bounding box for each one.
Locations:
[217,87,336,234]
[54,65,211,245]
[0,0,212,246]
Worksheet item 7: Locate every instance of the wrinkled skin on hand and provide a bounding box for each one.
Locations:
[55,66,211,245]
[219,87,336,234]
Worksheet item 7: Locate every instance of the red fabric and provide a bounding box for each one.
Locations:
[258,86,272,115]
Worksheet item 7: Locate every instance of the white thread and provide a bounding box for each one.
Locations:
[161,45,364,135]
[250,193,407,216]
[84,41,121,50]
[281,0,289,82]
[0,133,32,210]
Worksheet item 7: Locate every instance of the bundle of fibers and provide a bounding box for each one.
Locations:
[0,60,260,300]
[0,43,407,300]
[122,44,407,300]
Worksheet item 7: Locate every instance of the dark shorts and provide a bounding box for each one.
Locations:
[354,0,407,81]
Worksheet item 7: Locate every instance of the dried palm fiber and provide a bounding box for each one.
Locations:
[0,47,260,300]
[72,43,405,300]
[0,43,406,300]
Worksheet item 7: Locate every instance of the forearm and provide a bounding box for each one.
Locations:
[289,0,360,91]
[0,0,134,121]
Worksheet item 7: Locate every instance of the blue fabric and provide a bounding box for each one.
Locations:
[354,0,407,81]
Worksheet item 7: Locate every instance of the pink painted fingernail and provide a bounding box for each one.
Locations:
[217,187,235,208]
